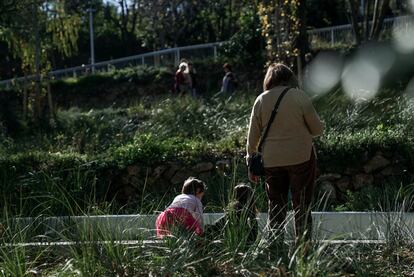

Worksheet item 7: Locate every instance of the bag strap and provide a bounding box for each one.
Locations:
[257,87,290,152]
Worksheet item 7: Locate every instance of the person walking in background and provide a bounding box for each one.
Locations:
[175,63,190,95]
[304,53,313,65]
[221,63,238,94]
[156,177,206,238]
[246,63,323,244]
[303,52,313,86]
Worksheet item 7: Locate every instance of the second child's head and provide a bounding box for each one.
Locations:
[234,183,254,205]
[182,177,206,200]
[232,183,257,214]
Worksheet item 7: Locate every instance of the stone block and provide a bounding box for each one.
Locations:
[353,174,374,190]
[336,177,351,192]
[363,155,390,173]
[192,162,214,173]
[318,181,337,201]
[216,160,231,172]
[152,165,167,179]
[127,165,140,176]
[381,166,406,176]
[164,163,181,180]
[171,169,194,185]
[344,167,359,175]
[318,173,342,182]
[121,174,130,185]
[198,171,212,181]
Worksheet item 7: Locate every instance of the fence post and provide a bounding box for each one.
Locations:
[175,49,180,66]
[23,77,28,120]
[213,45,217,61]
[331,29,334,46]
[297,55,303,89]
[46,78,55,119]
[154,54,160,67]
[141,56,145,65]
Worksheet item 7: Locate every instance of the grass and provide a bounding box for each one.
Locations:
[1,87,414,216]
[2,182,414,275]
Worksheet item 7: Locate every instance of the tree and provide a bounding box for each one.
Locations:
[258,0,308,67]
[346,0,391,44]
[306,0,348,28]
[0,0,81,119]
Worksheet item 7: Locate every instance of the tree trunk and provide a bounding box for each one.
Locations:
[33,4,42,121]
[22,76,28,120]
[347,0,362,45]
[363,0,370,41]
[274,0,282,60]
[296,0,309,67]
[47,80,55,119]
[370,0,381,39]
[228,0,233,37]
[370,0,390,40]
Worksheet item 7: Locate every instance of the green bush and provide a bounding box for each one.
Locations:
[2,87,414,215]
[52,65,173,95]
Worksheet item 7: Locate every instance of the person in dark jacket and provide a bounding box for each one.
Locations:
[221,63,238,94]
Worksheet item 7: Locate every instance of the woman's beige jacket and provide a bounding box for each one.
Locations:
[246,86,323,168]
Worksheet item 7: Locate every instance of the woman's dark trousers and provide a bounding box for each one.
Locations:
[264,150,316,243]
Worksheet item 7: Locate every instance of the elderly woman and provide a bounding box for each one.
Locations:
[246,63,323,242]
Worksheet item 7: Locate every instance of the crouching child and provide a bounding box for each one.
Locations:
[205,183,258,245]
[156,177,206,238]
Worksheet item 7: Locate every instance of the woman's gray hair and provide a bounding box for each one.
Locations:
[263,63,298,91]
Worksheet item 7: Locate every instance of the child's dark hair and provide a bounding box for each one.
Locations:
[182,177,206,195]
[232,183,257,213]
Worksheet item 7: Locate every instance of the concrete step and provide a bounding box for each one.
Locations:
[6,212,414,241]
[2,239,387,249]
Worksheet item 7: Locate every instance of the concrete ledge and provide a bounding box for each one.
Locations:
[3,239,387,249]
[8,212,414,241]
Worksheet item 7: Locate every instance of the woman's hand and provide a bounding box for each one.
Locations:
[248,171,259,184]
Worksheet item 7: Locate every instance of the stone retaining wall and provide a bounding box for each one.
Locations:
[317,151,410,202]
[112,151,412,204]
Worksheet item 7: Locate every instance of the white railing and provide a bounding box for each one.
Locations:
[1,15,412,89]
[0,42,222,89]
[308,15,413,46]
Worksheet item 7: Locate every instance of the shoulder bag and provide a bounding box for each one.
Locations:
[248,87,290,176]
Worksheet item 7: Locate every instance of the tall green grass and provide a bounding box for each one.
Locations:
[2,177,414,275]
[1,89,414,217]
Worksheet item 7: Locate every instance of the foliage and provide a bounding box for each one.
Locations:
[60,65,171,86]
[335,184,406,211]
[306,0,349,28]
[258,0,304,64]
[0,0,80,74]
[219,3,265,66]
[346,0,391,44]
[2,183,414,275]
[2,83,414,215]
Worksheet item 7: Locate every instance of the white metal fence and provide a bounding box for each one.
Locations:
[308,15,412,46]
[1,15,412,89]
[0,42,222,90]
